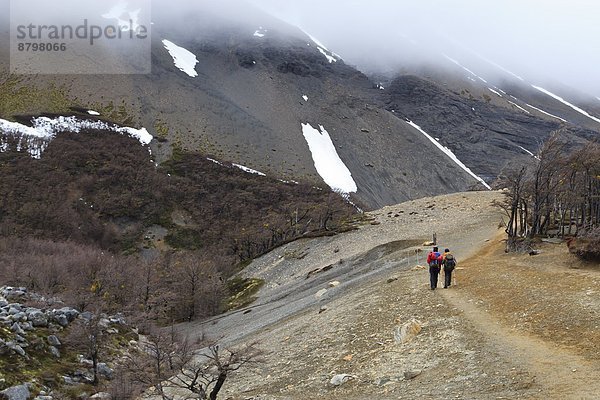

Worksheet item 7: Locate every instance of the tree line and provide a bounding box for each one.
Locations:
[497,134,600,251]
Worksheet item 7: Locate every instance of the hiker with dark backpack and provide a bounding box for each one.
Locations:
[442,248,457,288]
[426,246,442,290]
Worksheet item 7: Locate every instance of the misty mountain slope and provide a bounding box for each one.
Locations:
[0,2,490,209]
[3,1,598,210]
[382,73,597,181]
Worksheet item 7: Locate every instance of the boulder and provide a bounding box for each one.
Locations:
[0,297,8,308]
[0,384,31,400]
[6,341,26,356]
[49,346,61,358]
[47,335,61,347]
[314,289,328,299]
[90,393,112,399]
[2,287,27,300]
[108,314,125,325]
[78,355,94,366]
[27,309,48,327]
[7,305,22,315]
[79,311,93,321]
[11,312,27,322]
[97,363,114,380]
[21,322,33,331]
[98,318,111,329]
[53,307,79,322]
[330,374,354,386]
[394,319,422,344]
[54,314,69,327]
[11,322,25,336]
[403,370,422,380]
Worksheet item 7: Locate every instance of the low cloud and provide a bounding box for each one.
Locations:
[250,0,600,96]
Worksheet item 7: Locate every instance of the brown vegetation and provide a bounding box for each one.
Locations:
[0,129,358,323]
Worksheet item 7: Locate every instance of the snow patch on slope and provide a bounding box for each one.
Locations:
[517,145,540,160]
[507,100,531,114]
[488,88,503,97]
[524,103,567,122]
[232,163,266,176]
[0,116,152,159]
[162,39,198,77]
[301,123,357,193]
[305,32,338,63]
[443,54,488,83]
[532,85,600,125]
[254,27,267,38]
[406,120,491,190]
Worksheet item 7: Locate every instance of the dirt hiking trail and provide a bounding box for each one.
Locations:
[176,191,599,400]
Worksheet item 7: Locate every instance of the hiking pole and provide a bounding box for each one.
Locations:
[453,268,457,287]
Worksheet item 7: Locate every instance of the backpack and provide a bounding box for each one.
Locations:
[428,252,440,267]
[444,254,456,269]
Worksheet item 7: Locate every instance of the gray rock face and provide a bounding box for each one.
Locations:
[0,384,31,400]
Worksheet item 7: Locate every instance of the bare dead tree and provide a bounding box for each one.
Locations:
[167,342,263,400]
[120,326,262,400]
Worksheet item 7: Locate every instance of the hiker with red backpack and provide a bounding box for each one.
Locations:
[441,248,457,288]
[427,246,442,290]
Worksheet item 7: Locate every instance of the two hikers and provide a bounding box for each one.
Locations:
[426,247,457,290]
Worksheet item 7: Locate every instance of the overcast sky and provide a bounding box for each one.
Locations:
[250,0,600,96]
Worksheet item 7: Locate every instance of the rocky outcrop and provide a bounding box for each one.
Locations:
[0,286,130,398]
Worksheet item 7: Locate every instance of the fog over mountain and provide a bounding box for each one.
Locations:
[249,0,600,97]
[4,0,599,97]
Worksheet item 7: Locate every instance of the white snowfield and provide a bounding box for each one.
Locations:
[0,116,152,159]
[301,123,357,194]
[87,110,100,116]
[532,85,600,125]
[406,120,492,190]
[162,39,198,77]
